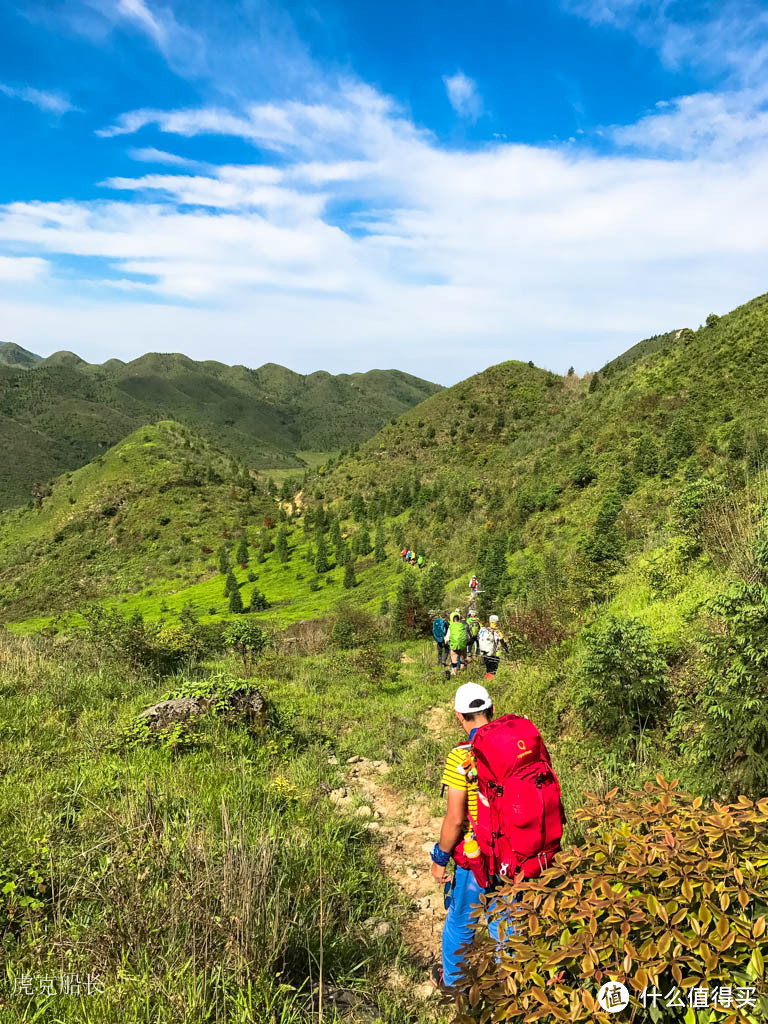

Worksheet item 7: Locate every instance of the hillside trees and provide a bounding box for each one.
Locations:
[315,534,330,574]
[477,533,509,618]
[275,526,289,563]
[343,559,357,589]
[235,535,248,565]
[228,585,244,613]
[392,570,423,637]
[420,562,447,611]
[374,521,386,563]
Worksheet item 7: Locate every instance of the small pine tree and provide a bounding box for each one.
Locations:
[275,526,290,562]
[329,515,342,551]
[374,521,386,563]
[343,559,357,589]
[420,563,447,611]
[224,569,237,597]
[336,539,350,567]
[235,535,248,565]
[250,587,268,611]
[354,527,372,556]
[315,534,330,574]
[229,585,243,613]
[393,570,421,637]
[218,545,230,574]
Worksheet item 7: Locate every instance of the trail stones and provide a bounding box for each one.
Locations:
[355,804,374,818]
[346,754,364,764]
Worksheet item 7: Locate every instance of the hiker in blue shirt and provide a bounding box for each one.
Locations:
[432,612,449,666]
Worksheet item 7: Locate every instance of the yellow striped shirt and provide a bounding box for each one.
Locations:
[441,743,478,842]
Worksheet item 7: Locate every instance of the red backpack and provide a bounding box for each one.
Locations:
[467,714,565,885]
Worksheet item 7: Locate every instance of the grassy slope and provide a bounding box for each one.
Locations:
[0,627,458,1023]
[0,354,441,507]
[0,422,437,633]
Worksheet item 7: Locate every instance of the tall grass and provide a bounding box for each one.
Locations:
[0,631,447,1024]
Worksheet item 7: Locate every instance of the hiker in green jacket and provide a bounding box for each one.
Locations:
[466,610,481,660]
[448,612,468,676]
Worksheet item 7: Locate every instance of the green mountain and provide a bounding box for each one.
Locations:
[0,421,279,621]
[0,350,440,507]
[0,341,41,368]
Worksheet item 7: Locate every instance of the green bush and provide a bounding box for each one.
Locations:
[463,779,768,1022]
[693,578,768,799]
[223,620,268,668]
[575,615,667,748]
[81,608,202,675]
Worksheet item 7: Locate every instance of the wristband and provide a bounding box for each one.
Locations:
[431,843,451,867]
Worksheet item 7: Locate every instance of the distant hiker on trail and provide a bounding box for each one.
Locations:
[417,553,424,569]
[466,610,481,660]
[469,574,479,599]
[429,683,564,992]
[432,612,449,667]
[448,612,468,676]
[478,615,508,681]
[401,548,408,562]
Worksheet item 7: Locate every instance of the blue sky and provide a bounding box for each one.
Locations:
[1,0,767,383]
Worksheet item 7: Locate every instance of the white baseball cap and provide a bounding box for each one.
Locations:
[454,682,493,715]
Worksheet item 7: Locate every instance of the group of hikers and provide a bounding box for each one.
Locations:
[401,547,425,568]
[428,680,565,992]
[432,607,508,680]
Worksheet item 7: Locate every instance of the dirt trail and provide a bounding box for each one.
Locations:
[334,703,453,979]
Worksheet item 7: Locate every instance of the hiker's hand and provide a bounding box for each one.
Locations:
[431,860,450,884]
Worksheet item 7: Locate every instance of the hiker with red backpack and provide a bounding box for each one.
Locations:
[429,682,564,992]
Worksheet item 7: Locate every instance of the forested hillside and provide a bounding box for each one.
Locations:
[3,295,768,1023]
[0,347,440,507]
[306,291,768,802]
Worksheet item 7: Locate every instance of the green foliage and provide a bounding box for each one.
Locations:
[419,562,447,611]
[218,544,230,574]
[575,615,668,746]
[374,521,386,563]
[464,779,768,1022]
[343,559,356,589]
[583,490,625,563]
[693,578,768,799]
[392,570,422,638]
[477,533,508,618]
[223,619,268,666]
[352,527,372,557]
[275,525,289,562]
[249,587,269,611]
[235,535,248,564]
[228,584,243,614]
[224,569,237,597]
[634,433,659,475]
[81,607,202,675]
[314,533,330,574]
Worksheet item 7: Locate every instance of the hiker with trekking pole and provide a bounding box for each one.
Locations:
[428,682,565,993]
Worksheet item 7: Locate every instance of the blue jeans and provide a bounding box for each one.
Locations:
[441,866,516,987]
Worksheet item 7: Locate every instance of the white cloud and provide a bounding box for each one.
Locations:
[0,255,48,281]
[4,79,768,379]
[611,87,768,157]
[127,146,207,170]
[442,71,483,121]
[0,82,78,115]
[563,0,768,84]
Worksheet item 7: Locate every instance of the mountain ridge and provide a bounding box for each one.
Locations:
[0,347,441,508]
